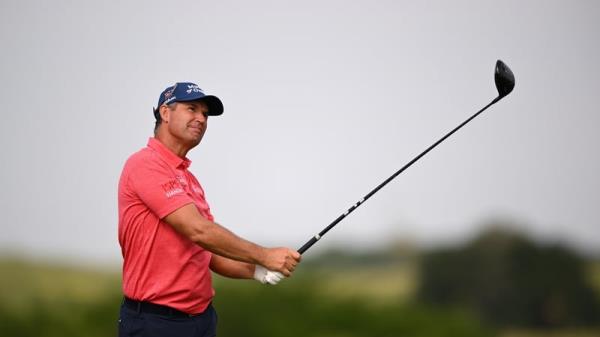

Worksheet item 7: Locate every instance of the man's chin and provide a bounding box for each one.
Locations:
[188,136,203,147]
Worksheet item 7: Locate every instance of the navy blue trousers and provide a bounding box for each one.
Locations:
[118,302,218,337]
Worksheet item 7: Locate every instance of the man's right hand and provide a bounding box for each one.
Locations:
[261,247,301,277]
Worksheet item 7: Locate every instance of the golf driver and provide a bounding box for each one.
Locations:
[297,60,515,254]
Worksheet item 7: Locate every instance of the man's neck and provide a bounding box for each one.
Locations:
[154,133,192,158]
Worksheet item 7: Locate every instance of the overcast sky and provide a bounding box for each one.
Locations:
[1,0,599,264]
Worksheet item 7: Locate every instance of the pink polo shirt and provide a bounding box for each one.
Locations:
[118,137,215,314]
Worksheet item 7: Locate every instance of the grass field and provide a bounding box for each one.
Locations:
[1,256,599,337]
[0,257,120,312]
[300,263,418,303]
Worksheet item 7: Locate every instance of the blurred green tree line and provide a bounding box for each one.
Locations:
[1,225,599,337]
[418,227,600,328]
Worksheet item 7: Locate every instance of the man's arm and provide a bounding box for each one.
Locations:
[209,254,254,279]
[209,255,285,285]
[163,203,300,276]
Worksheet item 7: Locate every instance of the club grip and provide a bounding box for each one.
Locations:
[297,237,318,254]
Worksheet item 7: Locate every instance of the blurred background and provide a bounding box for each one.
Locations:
[1,0,599,336]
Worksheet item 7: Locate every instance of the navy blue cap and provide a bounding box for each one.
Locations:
[154,82,224,118]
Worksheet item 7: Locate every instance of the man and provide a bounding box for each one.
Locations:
[118,82,301,337]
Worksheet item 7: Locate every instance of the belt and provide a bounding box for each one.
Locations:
[123,297,206,318]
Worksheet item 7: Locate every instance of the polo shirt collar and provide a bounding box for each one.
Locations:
[147,138,192,170]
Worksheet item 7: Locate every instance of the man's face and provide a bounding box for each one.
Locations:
[162,100,209,147]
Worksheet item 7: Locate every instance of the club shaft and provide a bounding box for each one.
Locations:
[297,96,501,254]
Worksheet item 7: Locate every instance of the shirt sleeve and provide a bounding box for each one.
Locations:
[128,157,193,219]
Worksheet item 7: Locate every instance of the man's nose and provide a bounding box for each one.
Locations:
[194,112,207,122]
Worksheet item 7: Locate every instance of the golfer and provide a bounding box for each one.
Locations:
[117,82,301,337]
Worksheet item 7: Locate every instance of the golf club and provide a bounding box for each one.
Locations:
[297,60,515,254]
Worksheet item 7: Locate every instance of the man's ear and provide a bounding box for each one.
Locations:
[159,105,170,123]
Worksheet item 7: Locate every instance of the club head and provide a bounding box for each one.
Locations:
[494,60,515,98]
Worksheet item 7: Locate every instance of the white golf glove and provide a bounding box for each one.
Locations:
[253,265,285,285]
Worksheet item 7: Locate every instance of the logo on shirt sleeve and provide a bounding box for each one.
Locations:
[161,179,184,198]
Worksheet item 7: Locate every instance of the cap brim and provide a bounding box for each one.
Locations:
[178,94,224,116]
[200,96,224,116]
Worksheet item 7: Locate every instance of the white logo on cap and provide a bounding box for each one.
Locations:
[186,84,204,94]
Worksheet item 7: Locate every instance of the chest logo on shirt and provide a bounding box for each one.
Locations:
[161,179,184,198]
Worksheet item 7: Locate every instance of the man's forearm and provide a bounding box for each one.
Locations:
[210,254,255,279]
[163,203,267,265]
[190,220,267,265]
[163,203,299,275]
